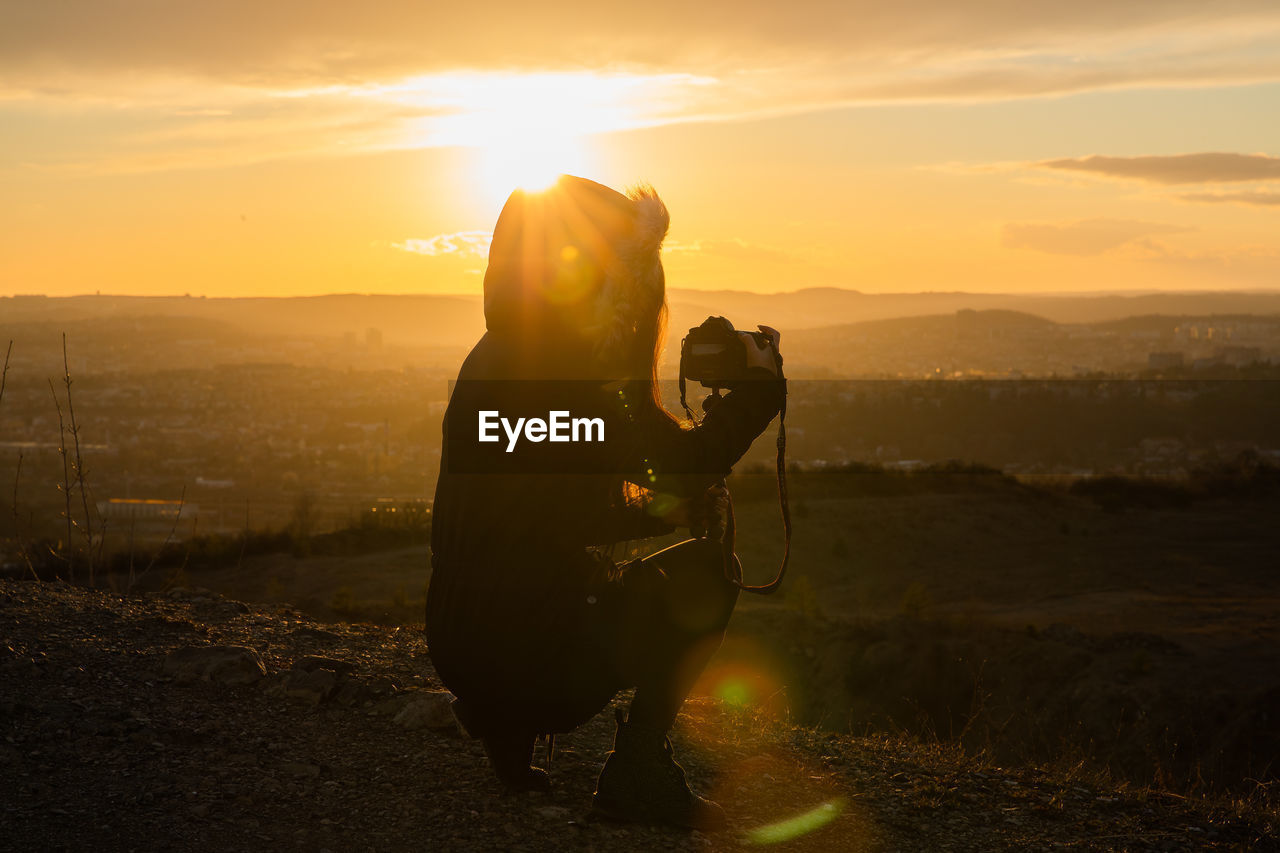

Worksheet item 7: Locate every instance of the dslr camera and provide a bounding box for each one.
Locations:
[680,316,783,390]
[677,315,792,596]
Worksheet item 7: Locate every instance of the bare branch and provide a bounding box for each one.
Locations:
[0,340,12,408]
[48,377,74,583]
[63,333,96,585]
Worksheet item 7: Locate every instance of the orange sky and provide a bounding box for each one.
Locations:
[3,1,1280,297]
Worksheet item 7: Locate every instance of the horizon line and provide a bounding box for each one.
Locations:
[7,286,1280,301]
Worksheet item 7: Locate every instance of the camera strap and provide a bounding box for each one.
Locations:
[723,386,790,594]
[678,368,791,596]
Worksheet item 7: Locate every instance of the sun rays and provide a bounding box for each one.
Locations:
[378,71,701,202]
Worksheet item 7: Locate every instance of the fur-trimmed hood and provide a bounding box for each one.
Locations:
[482,175,668,373]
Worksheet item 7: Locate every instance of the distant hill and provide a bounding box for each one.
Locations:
[6,289,1280,350]
[665,288,1280,339]
[0,294,485,349]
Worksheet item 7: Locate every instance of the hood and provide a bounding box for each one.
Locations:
[482,175,669,372]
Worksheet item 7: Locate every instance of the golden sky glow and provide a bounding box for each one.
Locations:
[3,1,1280,296]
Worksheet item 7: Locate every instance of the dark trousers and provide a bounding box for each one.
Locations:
[601,537,741,732]
[435,536,739,747]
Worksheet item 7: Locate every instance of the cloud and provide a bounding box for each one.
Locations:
[1039,153,1280,185]
[0,71,713,175]
[4,1,1278,88]
[4,3,1280,108]
[1178,190,1280,206]
[1001,219,1193,256]
[390,231,492,258]
[5,2,1280,174]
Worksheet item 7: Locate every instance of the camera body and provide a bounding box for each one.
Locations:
[680,315,782,390]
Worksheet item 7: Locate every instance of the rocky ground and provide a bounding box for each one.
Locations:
[1,579,1275,852]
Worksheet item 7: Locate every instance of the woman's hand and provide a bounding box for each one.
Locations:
[663,483,729,538]
[744,325,782,377]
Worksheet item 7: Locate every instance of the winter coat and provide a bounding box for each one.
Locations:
[424,176,784,735]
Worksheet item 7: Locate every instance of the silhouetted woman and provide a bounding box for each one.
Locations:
[426,176,784,830]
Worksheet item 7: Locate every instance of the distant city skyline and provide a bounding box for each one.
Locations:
[3,2,1280,297]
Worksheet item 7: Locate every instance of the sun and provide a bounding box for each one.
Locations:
[418,73,617,203]
[474,132,591,200]
[387,70,705,204]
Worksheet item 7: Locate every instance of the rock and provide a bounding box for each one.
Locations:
[332,676,373,701]
[366,676,401,696]
[162,646,266,686]
[372,694,409,717]
[290,626,341,644]
[393,692,459,731]
[282,668,338,704]
[332,680,369,707]
[202,599,250,618]
[143,616,199,634]
[295,655,354,676]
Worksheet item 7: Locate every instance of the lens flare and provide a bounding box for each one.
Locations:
[716,677,752,708]
[744,799,845,845]
[695,634,792,724]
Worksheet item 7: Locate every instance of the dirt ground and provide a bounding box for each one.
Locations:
[3,579,1276,851]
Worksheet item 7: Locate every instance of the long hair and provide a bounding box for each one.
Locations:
[611,255,686,530]
[620,183,681,427]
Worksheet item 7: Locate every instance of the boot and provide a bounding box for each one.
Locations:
[481,730,551,793]
[591,708,726,831]
[452,697,551,793]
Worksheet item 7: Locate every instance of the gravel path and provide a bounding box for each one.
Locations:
[1,579,1274,852]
